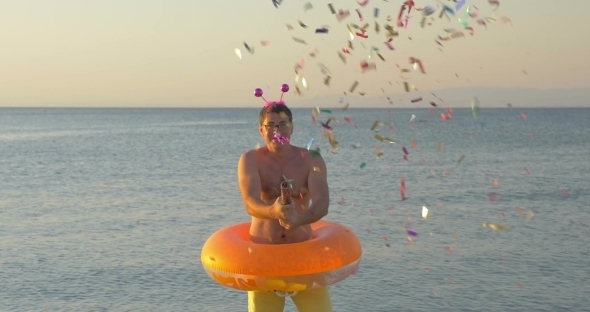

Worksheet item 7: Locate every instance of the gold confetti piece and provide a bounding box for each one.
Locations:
[338,51,346,64]
[438,141,444,153]
[401,69,410,73]
[403,82,409,92]
[361,22,370,30]
[324,76,331,86]
[375,22,380,33]
[376,152,384,159]
[234,48,242,59]
[422,206,429,219]
[458,155,466,163]
[453,233,458,240]
[292,37,307,44]
[255,142,260,149]
[342,103,349,111]
[336,10,351,22]
[348,40,354,50]
[484,222,508,230]
[286,24,294,30]
[377,53,385,61]
[303,2,313,11]
[328,3,336,14]
[349,81,359,93]
[295,86,301,95]
[421,17,426,28]
[374,134,384,142]
[383,137,395,144]
[526,209,535,220]
[312,107,320,117]
[370,120,384,131]
[411,138,417,148]
[451,32,465,39]
[302,77,308,89]
[298,20,308,28]
[313,166,320,172]
[359,92,367,96]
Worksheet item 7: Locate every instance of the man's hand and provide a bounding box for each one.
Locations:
[278,209,303,229]
[271,198,302,229]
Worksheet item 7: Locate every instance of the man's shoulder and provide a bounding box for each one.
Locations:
[239,148,264,162]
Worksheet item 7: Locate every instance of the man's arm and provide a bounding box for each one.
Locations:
[297,152,330,224]
[238,151,277,219]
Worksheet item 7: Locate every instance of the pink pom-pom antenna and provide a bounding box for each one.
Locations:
[254,84,289,107]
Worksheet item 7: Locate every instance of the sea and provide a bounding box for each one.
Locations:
[0,107,588,312]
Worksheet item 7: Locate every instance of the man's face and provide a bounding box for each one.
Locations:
[259,112,293,148]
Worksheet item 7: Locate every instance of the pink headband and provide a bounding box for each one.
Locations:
[254,84,289,107]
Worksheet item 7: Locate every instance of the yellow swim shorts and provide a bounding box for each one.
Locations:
[247,287,333,312]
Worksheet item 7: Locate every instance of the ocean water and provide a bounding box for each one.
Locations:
[0,107,589,312]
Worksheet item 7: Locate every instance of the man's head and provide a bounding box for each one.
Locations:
[258,104,294,150]
[254,84,294,151]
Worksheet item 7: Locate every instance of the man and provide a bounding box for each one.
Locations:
[237,103,333,312]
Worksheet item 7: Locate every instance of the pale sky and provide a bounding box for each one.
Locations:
[0,0,589,107]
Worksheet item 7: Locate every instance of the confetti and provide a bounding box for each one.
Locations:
[488,193,498,201]
[328,3,336,14]
[292,37,307,44]
[234,48,242,59]
[360,162,366,169]
[401,177,407,201]
[406,229,418,237]
[336,9,351,22]
[313,166,320,172]
[458,155,466,163]
[422,206,429,219]
[244,42,257,55]
[306,138,314,150]
[471,97,481,118]
[303,2,313,11]
[349,81,359,93]
[411,97,422,103]
[357,0,369,7]
[438,141,444,153]
[297,20,308,28]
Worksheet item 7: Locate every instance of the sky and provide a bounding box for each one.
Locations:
[0,0,589,107]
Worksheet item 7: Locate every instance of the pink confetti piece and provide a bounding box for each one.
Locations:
[562,189,569,196]
[356,0,370,7]
[524,167,531,175]
[382,235,388,241]
[488,192,498,201]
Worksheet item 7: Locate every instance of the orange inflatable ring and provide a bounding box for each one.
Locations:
[201,220,362,292]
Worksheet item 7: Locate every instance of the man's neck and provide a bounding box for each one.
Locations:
[266,145,294,161]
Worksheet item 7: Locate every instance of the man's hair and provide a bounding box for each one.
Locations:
[258,104,293,124]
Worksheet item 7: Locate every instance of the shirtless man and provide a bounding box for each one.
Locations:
[237,103,333,312]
